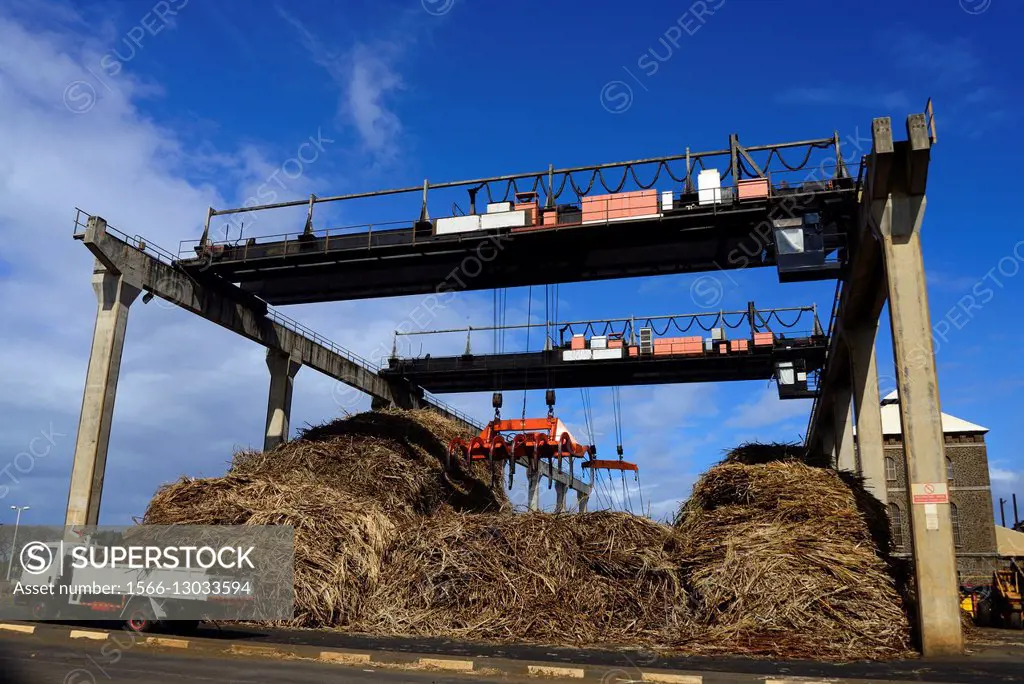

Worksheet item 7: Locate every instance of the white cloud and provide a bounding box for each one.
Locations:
[990,466,1019,483]
[346,43,403,153]
[276,6,405,159]
[723,387,810,433]
[0,6,478,525]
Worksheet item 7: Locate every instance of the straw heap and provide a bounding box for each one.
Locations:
[143,415,912,660]
[673,460,911,659]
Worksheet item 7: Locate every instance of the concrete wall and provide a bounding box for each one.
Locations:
[884,432,1000,584]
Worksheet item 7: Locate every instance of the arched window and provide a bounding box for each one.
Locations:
[889,503,904,549]
[885,456,897,482]
[950,503,963,548]
[946,456,954,483]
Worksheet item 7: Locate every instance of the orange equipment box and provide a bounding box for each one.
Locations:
[571,335,586,350]
[737,177,770,201]
[753,332,774,347]
[514,201,539,226]
[729,339,749,353]
[581,190,660,222]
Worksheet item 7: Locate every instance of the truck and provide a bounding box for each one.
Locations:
[12,538,253,633]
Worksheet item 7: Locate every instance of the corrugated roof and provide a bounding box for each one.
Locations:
[877,389,988,435]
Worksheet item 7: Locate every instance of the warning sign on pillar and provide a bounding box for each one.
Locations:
[911,482,949,504]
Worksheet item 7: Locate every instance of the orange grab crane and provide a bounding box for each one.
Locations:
[447,390,596,488]
[447,390,639,491]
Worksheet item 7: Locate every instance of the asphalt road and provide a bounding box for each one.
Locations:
[180,623,1024,683]
[0,640,518,684]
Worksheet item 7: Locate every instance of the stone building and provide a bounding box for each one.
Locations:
[879,391,1001,584]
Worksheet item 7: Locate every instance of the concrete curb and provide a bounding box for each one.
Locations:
[0,622,949,683]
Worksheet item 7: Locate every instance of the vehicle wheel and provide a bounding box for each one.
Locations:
[29,598,54,621]
[975,600,993,627]
[125,602,158,633]
[1010,612,1023,630]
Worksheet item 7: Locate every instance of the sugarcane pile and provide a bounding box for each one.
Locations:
[355,510,689,646]
[672,460,911,659]
[143,409,508,626]
[143,413,912,660]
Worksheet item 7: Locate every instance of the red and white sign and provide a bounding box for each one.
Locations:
[911,482,949,504]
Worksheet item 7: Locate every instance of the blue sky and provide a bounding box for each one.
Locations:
[0,0,1021,525]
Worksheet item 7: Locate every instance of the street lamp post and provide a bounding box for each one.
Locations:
[6,506,30,581]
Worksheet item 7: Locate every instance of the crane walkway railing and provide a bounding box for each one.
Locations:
[72,208,482,431]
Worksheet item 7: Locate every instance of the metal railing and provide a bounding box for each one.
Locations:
[803,279,844,443]
[178,218,416,261]
[392,306,824,359]
[180,161,861,265]
[72,209,482,429]
[195,132,846,239]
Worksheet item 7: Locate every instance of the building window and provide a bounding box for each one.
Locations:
[885,456,897,483]
[950,503,962,548]
[889,503,904,549]
[946,456,954,483]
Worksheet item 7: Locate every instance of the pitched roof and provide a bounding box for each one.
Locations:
[996,525,1024,558]
[878,389,988,435]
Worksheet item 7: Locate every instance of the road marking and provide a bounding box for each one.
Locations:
[642,674,703,684]
[527,664,586,678]
[229,644,287,657]
[145,636,190,649]
[0,623,36,634]
[69,630,108,640]
[320,651,372,665]
[417,657,474,671]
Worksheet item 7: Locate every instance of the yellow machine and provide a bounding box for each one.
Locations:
[976,559,1024,629]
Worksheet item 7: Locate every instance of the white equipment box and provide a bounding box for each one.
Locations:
[661,190,674,210]
[480,210,529,230]
[435,215,481,235]
[698,169,722,206]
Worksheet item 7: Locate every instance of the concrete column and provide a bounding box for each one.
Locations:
[65,267,140,526]
[527,468,541,511]
[833,383,856,472]
[820,423,836,467]
[265,351,301,451]
[576,488,589,513]
[848,323,887,504]
[880,191,962,656]
[554,482,567,513]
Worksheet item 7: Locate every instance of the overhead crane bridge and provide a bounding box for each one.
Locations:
[179,131,858,303]
[67,106,963,656]
[382,304,827,398]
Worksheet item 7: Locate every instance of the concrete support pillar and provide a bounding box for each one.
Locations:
[576,488,589,513]
[527,469,541,512]
[265,351,301,451]
[820,423,836,467]
[833,383,856,472]
[65,266,140,526]
[554,482,567,513]
[849,323,887,505]
[880,191,962,656]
